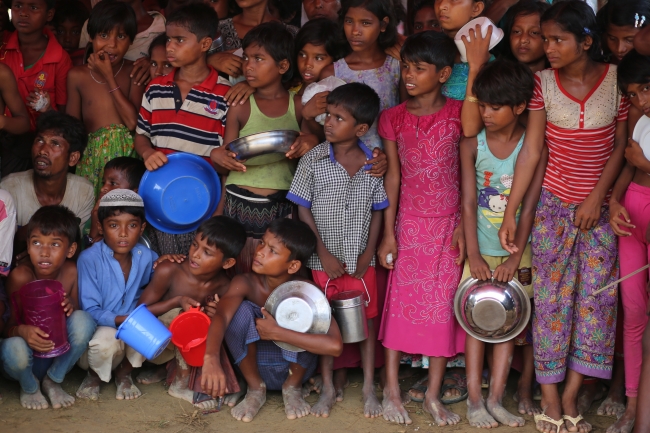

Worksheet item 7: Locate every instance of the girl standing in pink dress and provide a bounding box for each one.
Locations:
[377,31,466,426]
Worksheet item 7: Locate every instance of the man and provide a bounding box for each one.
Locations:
[302,0,340,24]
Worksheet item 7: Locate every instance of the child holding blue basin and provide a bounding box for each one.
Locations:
[76,189,158,401]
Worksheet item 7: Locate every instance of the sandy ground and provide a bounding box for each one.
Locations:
[0,367,616,433]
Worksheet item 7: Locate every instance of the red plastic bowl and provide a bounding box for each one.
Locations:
[169,307,211,367]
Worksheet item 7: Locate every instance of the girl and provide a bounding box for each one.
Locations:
[319,0,401,151]
[148,33,173,79]
[596,0,650,64]
[504,0,549,74]
[460,58,536,429]
[498,2,628,432]
[377,31,465,427]
[407,0,440,35]
[606,50,650,433]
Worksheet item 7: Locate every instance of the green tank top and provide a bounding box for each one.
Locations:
[226,92,301,190]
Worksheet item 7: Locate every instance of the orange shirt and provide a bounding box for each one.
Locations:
[0,27,72,129]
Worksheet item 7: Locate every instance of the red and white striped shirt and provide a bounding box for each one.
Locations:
[529,65,628,204]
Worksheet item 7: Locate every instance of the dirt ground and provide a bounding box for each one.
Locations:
[0,367,616,433]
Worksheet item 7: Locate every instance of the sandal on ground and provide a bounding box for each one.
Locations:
[534,413,564,433]
[563,414,586,429]
[407,376,428,403]
[440,372,468,405]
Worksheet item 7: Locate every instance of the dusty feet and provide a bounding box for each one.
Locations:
[20,388,49,410]
[382,387,412,424]
[311,382,336,417]
[115,373,142,400]
[333,369,349,402]
[514,387,541,415]
[487,398,525,427]
[576,381,606,415]
[424,394,460,426]
[283,384,311,420]
[224,379,247,407]
[168,375,218,409]
[136,366,167,385]
[467,398,498,428]
[232,385,266,422]
[363,384,382,418]
[597,387,626,419]
[302,375,323,398]
[76,372,101,400]
[606,406,635,433]
[42,376,75,409]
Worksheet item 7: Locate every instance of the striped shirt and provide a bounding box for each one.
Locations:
[529,66,628,204]
[136,67,230,157]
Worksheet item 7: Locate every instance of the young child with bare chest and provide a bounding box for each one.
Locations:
[67,0,144,197]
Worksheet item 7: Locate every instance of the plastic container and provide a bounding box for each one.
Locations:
[11,280,70,358]
[169,307,211,367]
[139,153,221,234]
[454,17,504,62]
[115,304,171,360]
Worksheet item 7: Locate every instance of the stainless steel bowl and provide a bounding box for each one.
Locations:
[264,280,331,352]
[454,277,531,343]
[228,130,300,166]
[208,31,224,54]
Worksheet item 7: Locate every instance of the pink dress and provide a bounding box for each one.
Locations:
[377,99,466,357]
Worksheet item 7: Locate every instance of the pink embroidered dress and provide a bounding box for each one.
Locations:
[378,99,466,357]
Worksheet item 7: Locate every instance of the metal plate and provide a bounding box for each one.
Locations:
[454,277,531,343]
[228,130,300,165]
[264,280,331,352]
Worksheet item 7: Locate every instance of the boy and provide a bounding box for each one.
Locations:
[459,58,536,429]
[51,0,88,66]
[0,0,72,175]
[134,3,228,256]
[0,206,96,410]
[286,83,387,419]
[201,218,344,422]
[136,216,246,408]
[67,0,144,197]
[76,189,158,401]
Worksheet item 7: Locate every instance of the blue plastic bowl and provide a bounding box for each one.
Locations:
[139,153,221,234]
[115,304,172,360]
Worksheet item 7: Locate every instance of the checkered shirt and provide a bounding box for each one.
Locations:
[287,141,389,274]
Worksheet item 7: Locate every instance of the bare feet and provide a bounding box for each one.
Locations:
[576,381,606,415]
[606,406,636,433]
[424,394,460,426]
[136,366,167,385]
[597,385,626,419]
[514,389,541,416]
[382,387,412,424]
[20,388,49,410]
[467,398,499,428]
[333,369,349,402]
[232,385,266,422]
[168,375,217,409]
[311,383,336,417]
[487,398,525,427]
[283,384,311,420]
[224,379,247,407]
[42,376,75,409]
[115,373,141,400]
[76,372,101,400]
[363,384,382,418]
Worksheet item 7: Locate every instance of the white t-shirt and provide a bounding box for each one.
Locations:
[0,170,95,231]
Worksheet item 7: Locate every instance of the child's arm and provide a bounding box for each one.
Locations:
[134,90,169,171]
[210,101,246,175]
[460,136,490,280]
[377,138,400,269]
[460,25,493,138]
[609,163,636,237]
[352,209,383,279]
[286,94,320,159]
[298,205,345,279]
[0,65,30,135]
[77,253,122,327]
[65,68,83,120]
[137,261,200,316]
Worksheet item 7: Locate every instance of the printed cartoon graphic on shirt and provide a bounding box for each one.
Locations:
[477,172,513,229]
[34,72,48,89]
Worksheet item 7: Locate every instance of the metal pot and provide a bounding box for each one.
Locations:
[208,31,224,54]
[227,130,300,165]
[454,277,531,343]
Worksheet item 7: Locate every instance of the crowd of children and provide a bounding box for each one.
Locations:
[0,0,649,433]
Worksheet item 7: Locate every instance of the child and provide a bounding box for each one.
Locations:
[606,49,650,433]
[211,22,317,274]
[67,1,144,198]
[52,0,89,66]
[504,0,549,74]
[596,0,650,64]
[136,216,246,407]
[376,31,465,427]
[134,3,229,256]
[407,0,440,34]
[200,218,344,422]
[148,33,173,79]
[83,156,146,249]
[1,206,96,410]
[498,2,628,432]
[0,0,72,175]
[287,83,387,418]
[76,189,158,401]
[460,58,536,429]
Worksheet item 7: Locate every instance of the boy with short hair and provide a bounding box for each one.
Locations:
[67,0,145,197]
[76,189,158,401]
[201,218,344,422]
[51,0,88,66]
[287,82,387,419]
[0,205,96,410]
[136,216,246,408]
[134,2,229,256]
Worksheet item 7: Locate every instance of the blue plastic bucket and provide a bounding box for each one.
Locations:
[115,304,171,360]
